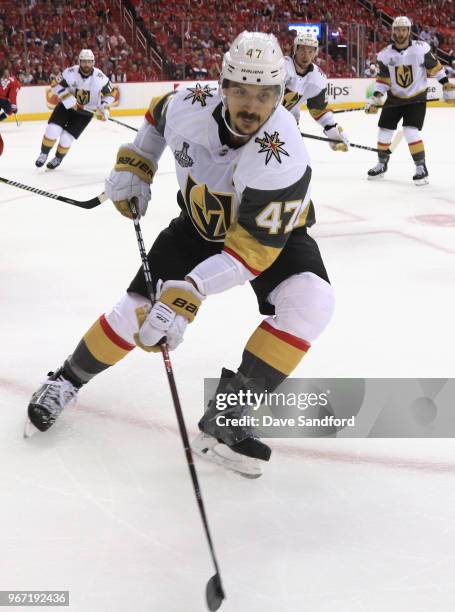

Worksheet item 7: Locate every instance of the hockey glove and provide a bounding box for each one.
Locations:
[11,104,17,114]
[324,124,349,152]
[135,280,204,351]
[95,103,110,121]
[364,93,383,114]
[442,82,455,105]
[105,143,155,218]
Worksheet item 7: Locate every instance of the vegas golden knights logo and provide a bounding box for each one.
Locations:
[75,89,90,105]
[283,89,300,110]
[184,174,234,242]
[395,65,413,88]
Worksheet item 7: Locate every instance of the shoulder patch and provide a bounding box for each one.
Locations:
[254,131,290,165]
[183,83,216,107]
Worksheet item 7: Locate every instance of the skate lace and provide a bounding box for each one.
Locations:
[39,377,77,416]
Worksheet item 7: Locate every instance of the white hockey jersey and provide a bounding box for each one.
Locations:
[283,57,334,128]
[51,65,114,111]
[136,83,313,280]
[375,40,445,102]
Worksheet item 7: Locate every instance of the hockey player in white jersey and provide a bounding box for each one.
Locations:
[365,16,455,185]
[26,32,335,478]
[283,31,349,152]
[35,49,115,170]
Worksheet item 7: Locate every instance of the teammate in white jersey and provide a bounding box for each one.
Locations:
[365,16,455,185]
[26,32,335,478]
[35,49,115,170]
[283,31,349,152]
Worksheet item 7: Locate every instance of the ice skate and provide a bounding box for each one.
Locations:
[46,157,62,170]
[26,368,79,434]
[192,432,263,478]
[199,368,272,471]
[35,152,48,167]
[367,161,388,180]
[413,164,429,186]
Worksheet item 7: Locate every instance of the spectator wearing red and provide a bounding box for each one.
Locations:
[0,68,21,121]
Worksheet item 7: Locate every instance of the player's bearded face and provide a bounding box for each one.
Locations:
[294,45,318,70]
[79,60,94,75]
[225,83,279,136]
[393,27,410,46]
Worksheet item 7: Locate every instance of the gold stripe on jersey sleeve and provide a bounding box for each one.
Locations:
[294,203,311,229]
[147,93,171,118]
[309,108,329,120]
[426,62,443,77]
[224,222,282,275]
[376,76,391,85]
[60,92,72,101]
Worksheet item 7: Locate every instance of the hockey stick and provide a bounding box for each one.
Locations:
[0,176,107,209]
[128,198,225,612]
[108,116,138,131]
[332,97,442,114]
[84,107,138,132]
[301,132,381,153]
[104,117,380,154]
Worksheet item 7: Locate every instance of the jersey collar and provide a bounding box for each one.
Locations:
[78,68,94,79]
[391,41,412,52]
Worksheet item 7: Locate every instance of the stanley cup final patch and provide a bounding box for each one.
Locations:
[255,131,290,165]
[183,83,216,107]
[174,141,194,167]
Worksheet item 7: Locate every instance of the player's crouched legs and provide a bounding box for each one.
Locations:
[196,273,334,475]
[26,293,146,435]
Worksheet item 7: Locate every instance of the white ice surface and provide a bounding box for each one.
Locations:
[1,110,455,611]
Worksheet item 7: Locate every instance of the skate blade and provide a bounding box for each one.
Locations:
[414,177,429,186]
[23,418,40,438]
[192,434,262,479]
[367,174,385,180]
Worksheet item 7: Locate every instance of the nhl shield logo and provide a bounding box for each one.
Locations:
[395,65,413,88]
[174,142,194,167]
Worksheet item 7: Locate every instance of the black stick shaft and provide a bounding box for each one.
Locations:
[128,199,224,598]
[300,131,380,153]
[332,97,441,114]
[0,176,105,209]
[108,116,139,131]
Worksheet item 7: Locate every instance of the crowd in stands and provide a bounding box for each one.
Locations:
[0,0,454,84]
[0,0,158,85]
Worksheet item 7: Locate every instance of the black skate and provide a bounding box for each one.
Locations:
[367,160,388,180]
[193,368,271,477]
[35,152,48,167]
[25,368,79,436]
[413,164,429,186]
[46,157,62,170]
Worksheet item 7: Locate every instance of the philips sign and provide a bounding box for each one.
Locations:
[288,23,322,39]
